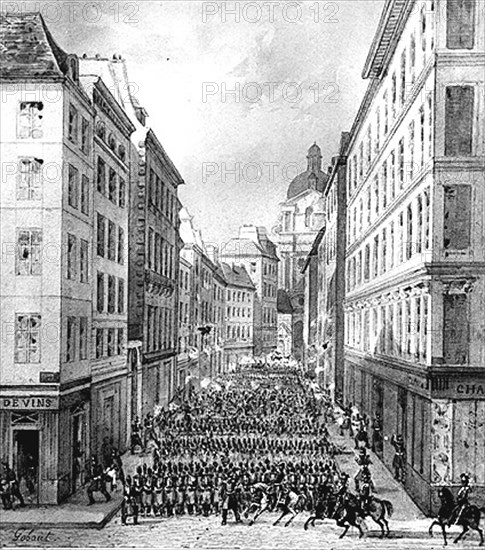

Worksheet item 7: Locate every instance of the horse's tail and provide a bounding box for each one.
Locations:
[382,499,394,518]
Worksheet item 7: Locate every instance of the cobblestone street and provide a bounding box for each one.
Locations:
[1,513,480,550]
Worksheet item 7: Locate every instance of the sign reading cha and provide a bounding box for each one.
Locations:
[0,396,59,410]
[455,383,485,396]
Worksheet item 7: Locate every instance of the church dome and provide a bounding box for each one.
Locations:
[286,142,328,199]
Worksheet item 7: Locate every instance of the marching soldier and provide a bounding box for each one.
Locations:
[121,476,138,525]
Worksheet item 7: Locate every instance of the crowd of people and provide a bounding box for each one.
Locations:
[113,365,367,525]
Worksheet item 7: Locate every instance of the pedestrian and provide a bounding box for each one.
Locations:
[86,455,111,505]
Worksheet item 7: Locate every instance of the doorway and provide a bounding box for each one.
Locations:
[72,413,85,492]
[13,430,39,505]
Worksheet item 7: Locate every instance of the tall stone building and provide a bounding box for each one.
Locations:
[0,13,134,503]
[341,0,484,514]
[221,263,256,369]
[79,70,135,467]
[274,144,328,360]
[220,226,279,357]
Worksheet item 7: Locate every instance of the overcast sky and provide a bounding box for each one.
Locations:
[17,0,383,245]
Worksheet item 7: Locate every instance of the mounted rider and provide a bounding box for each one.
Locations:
[358,467,374,514]
[450,473,472,525]
[354,447,372,491]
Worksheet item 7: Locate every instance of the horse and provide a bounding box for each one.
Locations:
[273,488,307,527]
[429,487,485,546]
[334,492,393,539]
[304,484,337,530]
[243,483,271,526]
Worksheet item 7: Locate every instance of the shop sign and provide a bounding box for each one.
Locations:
[455,383,485,396]
[0,396,59,410]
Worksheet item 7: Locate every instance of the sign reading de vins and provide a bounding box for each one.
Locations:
[0,396,59,410]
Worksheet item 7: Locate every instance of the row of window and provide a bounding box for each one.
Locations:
[96,157,126,207]
[263,261,277,277]
[347,20,432,197]
[146,305,174,353]
[95,120,127,163]
[147,168,177,225]
[96,327,125,359]
[263,282,276,298]
[346,188,431,291]
[226,324,252,341]
[147,228,175,279]
[97,214,124,264]
[96,272,125,314]
[263,307,277,325]
[345,294,429,363]
[347,91,433,235]
[227,306,252,319]
[12,313,124,364]
[227,289,251,302]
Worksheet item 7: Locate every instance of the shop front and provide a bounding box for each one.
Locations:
[0,394,60,504]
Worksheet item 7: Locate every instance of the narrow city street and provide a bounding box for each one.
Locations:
[0,515,469,550]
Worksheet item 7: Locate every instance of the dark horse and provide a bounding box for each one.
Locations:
[304,485,337,530]
[429,488,485,546]
[334,493,393,539]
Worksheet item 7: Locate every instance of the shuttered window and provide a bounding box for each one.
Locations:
[443,293,469,365]
[445,86,474,156]
[447,0,475,49]
[443,185,471,250]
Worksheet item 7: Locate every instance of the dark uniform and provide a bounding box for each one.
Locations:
[391,434,406,482]
[354,448,372,491]
[450,473,472,525]
[121,476,138,525]
[86,456,110,505]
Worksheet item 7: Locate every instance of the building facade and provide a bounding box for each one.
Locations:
[0,13,133,503]
[274,144,328,360]
[313,134,349,399]
[79,72,135,469]
[342,0,485,514]
[221,263,256,369]
[220,226,279,357]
